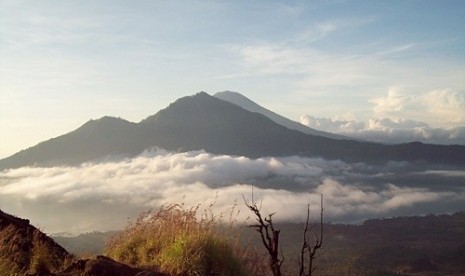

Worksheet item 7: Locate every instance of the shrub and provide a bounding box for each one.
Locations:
[105,203,259,275]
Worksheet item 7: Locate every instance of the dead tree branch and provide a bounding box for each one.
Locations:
[243,195,283,276]
[244,193,324,276]
[299,194,324,276]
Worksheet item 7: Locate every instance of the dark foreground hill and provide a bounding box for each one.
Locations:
[0,209,164,276]
[1,92,465,169]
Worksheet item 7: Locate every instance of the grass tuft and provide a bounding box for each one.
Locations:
[105,203,262,275]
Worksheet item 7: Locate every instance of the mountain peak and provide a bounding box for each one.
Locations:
[214,91,260,111]
[215,90,242,96]
[81,116,131,127]
[75,116,135,136]
[141,92,222,124]
[214,91,350,140]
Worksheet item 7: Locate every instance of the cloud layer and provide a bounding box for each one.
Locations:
[1,150,464,234]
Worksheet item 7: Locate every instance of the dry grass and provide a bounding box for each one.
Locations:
[0,219,74,275]
[105,203,267,275]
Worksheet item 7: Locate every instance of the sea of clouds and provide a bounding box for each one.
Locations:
[1,149,464,234]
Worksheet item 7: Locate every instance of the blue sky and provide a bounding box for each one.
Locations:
[1,0,465,158]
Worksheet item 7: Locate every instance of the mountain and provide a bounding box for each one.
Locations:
[214,91,350,140]
[1,92,464,169]
[0,116,141,168]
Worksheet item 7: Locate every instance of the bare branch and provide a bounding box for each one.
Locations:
[299,194,324,276]
[299,204,310,276]
[243,193,282,276]
[244,191,324,276]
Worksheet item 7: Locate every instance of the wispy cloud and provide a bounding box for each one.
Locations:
[1,150,463,234]
[372,43,416,57]
[293,17,376,45]
[225,40,413,93]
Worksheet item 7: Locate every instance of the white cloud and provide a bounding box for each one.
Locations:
[1,150,463,234]
[300,115,365,133]
[315,180,456,216]
[370,87,412,117]
[421,90,465,125]
[300,114,465,145]
[300,87,465,144]
[371,88,465,126]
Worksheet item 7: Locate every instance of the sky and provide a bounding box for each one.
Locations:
[1,0,465,158]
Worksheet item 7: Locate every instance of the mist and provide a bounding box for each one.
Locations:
[1,149,464,234]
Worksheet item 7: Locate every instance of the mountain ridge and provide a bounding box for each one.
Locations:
[1,92,464,169]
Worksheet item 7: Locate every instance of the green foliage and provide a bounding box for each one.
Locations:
[105,203,257,275]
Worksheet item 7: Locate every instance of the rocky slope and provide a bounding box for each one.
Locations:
[0,209,164,276]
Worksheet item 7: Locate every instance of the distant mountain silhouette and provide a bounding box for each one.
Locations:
[1,92,464,169]
[214,91,350,140]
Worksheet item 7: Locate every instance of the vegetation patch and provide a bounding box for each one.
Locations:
[105,203,263,275]
[0,209,73,275]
